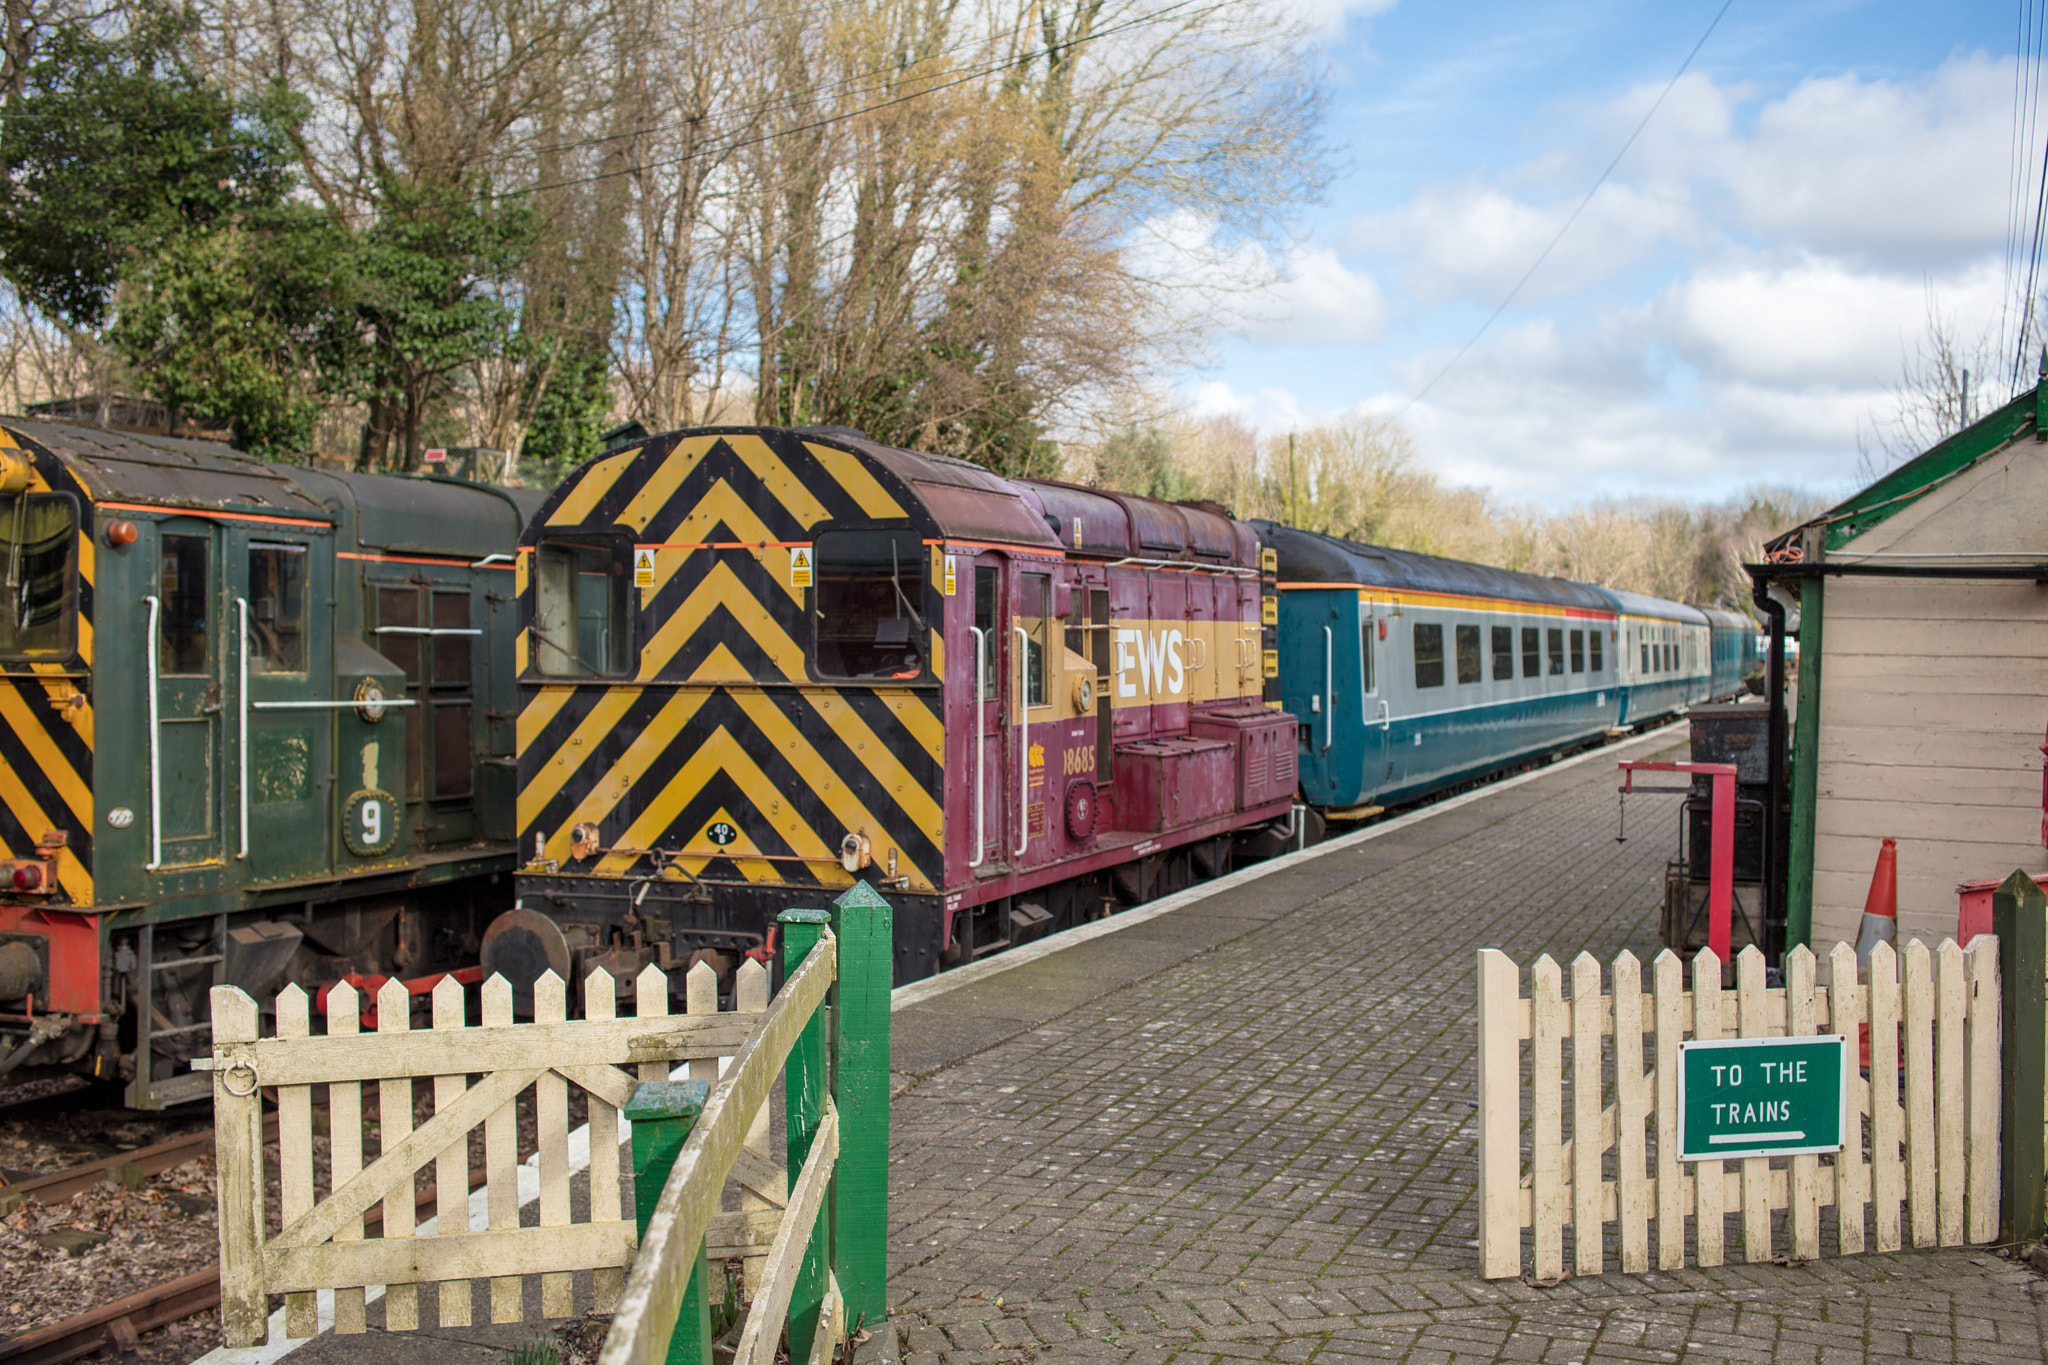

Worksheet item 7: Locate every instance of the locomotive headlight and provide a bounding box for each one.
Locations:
[1071,673,1096,712]
[840,831,872,872]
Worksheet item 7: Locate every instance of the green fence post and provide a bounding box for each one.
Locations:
[831,881,893,1333]
[626,1079,713,1365]
[1993,869,2047,1247]
[780,908,833,1361]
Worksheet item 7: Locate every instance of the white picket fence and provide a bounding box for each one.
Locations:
[1475,940,2001,1280]
[208,962,782,1346]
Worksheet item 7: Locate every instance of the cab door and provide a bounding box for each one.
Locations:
[968,558,1010,875]
[1012,566,1056,871]
[230,529,334,885]
[148,520,223,869]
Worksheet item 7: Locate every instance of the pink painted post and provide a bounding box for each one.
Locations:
[1619,759,1740,961]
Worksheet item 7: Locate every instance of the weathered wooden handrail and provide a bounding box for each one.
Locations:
[602,881,894,1365]
[599,931,838,1365]
[734,1099,839,1365]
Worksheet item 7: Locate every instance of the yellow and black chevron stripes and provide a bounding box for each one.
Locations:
[525,430,930,687]
[0,428,97,899]
[518,683,944,892]
[0,678,93,900]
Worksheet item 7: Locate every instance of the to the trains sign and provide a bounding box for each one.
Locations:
[1676,1034,1849,1161]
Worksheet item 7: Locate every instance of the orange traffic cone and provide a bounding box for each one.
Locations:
[1856,837,1899,1068]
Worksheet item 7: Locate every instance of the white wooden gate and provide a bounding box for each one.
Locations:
[1475,940,2001,1280]
[208,962,782,1345]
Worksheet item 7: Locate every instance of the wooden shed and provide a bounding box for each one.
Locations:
[1764,380,2048,953]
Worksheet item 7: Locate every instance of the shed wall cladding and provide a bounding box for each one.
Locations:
[1810,575,2048,953]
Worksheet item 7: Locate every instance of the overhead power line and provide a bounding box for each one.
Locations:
[1399,0,1735,416]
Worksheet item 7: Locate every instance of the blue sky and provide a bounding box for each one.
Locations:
[1174,0,2027,507]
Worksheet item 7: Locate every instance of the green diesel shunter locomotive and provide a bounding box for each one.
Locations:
[0,420,540,1106]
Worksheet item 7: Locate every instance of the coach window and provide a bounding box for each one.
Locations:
[1590,628,1603,673]
[0,494,75,657]
[814,528,926,680]
[1521,626,1539,679]
[247,543,308,673]
[1569,628,1584,673]
[1020,572,1049,705]
[1546,627,1564,676]
[1358,607,1375,694]
[1641,637,1651,673]
[1413,622,1444,688]
[533,538,631,676]
[1455,624,1481,684]
[1490,626,1513,681]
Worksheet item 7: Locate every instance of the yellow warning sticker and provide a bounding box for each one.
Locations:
[790,545,814,589]
[943,554,957,596]
[633,547,656,588]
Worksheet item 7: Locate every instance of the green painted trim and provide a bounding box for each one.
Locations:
[830,881,892,1330]
[779,909,831,1362]
[1814,388,2037,554]
[630,1079,712,1365]
[1786,581,1823,951]
[1993,871,2046,1245]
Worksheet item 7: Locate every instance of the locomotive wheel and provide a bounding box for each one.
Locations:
[481,906,572,1008]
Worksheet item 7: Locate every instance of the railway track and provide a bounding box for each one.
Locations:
[0,1145,491,1364]
[0,1119,263,1213]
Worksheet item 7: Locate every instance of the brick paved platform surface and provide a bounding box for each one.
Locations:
[884,729,2048,1364]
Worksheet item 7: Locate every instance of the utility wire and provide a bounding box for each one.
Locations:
[1398,0,1734,416]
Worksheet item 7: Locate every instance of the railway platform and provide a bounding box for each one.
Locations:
[187,722,2048,1364]
[881,724,2048,1365]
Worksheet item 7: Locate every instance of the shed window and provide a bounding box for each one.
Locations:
[1547,627,1564,676]
[1491,626,1513,681]
[1569,629,1584,673]
[1413,623,1444,688]
[0,494,75,657]
[814,528,927,680]
[1521,626,1539,678]
[533,539,631,676]
[1455,624,1481,684]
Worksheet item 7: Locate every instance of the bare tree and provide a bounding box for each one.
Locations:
[1859,290,2000,481]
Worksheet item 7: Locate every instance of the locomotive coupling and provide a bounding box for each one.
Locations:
[840,831,872,872]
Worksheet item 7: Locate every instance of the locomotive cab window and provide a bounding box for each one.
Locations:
[247,543,308,673]
[533,538,631,676]
[0,494,75,657]
[813,528,926,680]
[158,532,210,673]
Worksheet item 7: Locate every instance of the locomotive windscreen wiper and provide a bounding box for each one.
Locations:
[891,542,926,630]
[532,626,608,676]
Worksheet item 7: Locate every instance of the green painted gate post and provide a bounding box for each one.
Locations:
[780,908,833,1361]
[831,881,893,1333]
[626,1078,713,1365]
[1993,870,2047,1247]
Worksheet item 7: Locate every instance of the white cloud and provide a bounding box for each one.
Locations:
[1131,212,1390,344]
[1658,255,2006,387]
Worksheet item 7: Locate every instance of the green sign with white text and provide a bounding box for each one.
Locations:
[1677,1034,1849,1161]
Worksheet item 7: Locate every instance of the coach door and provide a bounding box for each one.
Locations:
[229,528,334,885]
[147,519,224,870]
[968,559,1011,874]
[1358,599,1389,800]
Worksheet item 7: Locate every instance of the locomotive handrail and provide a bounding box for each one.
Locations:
[1014,625,1029,857]
[144,594,162,872]
[372,626,484,636]
[969,626,987,869]
[1323,625,1333,753]
[237,598,249,860]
